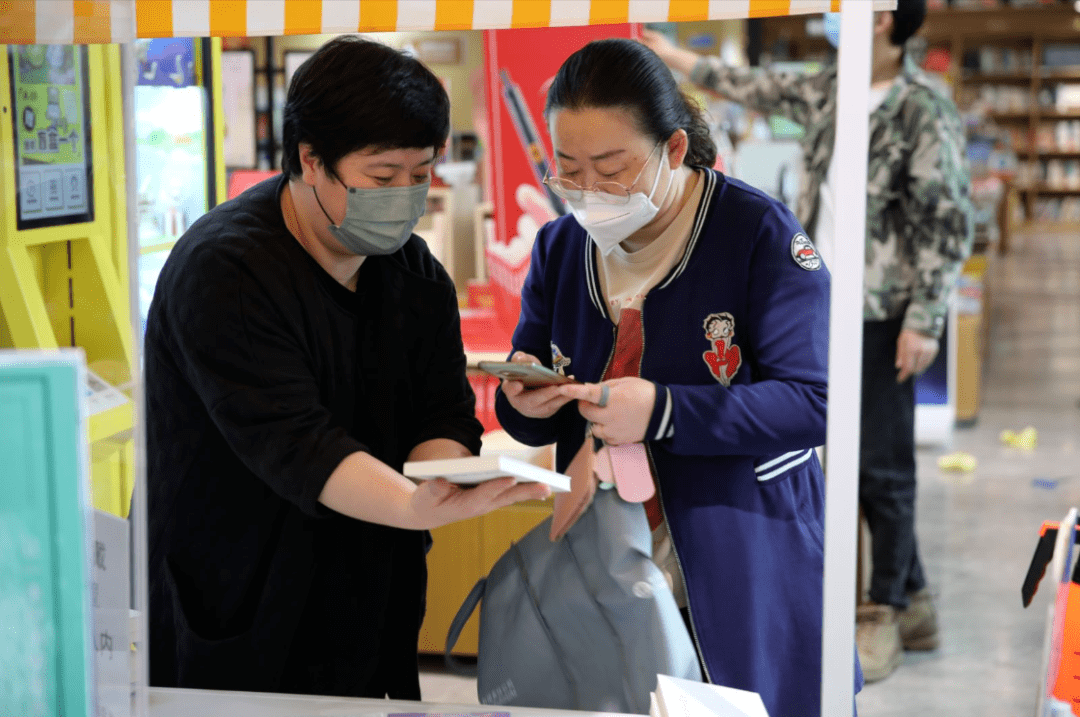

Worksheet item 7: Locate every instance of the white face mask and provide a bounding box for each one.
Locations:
[568,146,673,255]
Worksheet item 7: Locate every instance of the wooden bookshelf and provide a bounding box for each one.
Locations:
[1018,150,1080,158]
[1039,70,1080,83]
[755,7,1080,235]
[1026,186,1080,195]
[920,5,1080,233]
[990,112,1034,122]
[965,72,1032,84]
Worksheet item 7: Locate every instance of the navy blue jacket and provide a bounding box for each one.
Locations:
[495,171,862,717]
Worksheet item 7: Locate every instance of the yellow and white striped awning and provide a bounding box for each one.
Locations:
[1,0,896,45]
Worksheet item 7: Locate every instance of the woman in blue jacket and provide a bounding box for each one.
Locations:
[495,39,861,717]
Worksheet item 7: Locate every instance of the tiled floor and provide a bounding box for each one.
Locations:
[419,230,1080,715]
[856,231,1080,717]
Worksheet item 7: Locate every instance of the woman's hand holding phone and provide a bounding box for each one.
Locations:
[500,352,577,419]
[559,377,656,446]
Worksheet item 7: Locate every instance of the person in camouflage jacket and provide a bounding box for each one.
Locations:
[643,0,974,686]
[686,52,972,339]
[648,26,973,338]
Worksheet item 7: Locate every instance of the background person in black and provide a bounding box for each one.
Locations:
[145,36,550,699]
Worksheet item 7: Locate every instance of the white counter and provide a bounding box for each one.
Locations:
[149,688,637,717]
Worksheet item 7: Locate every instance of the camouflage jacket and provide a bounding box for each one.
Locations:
[690,54,974,337]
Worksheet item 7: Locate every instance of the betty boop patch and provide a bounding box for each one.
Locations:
[702,312,742,387]
[791,233,822,271]
[551,342,571,376]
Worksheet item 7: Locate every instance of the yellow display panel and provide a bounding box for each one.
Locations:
[1,44,133,516]
[210,37,226,207]
[1,38,226,517]
[3,39,227,516]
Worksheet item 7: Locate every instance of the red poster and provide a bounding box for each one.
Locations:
[483,24,640,339]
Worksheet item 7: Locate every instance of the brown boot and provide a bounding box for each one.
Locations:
[899,588,939,651]
[856,603,902,683]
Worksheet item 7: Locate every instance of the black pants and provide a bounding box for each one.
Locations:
[859,317,926,610]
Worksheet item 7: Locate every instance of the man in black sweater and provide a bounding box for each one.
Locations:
[145,36,548,698]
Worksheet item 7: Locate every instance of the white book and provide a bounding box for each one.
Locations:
[403,455,570,493]
[650,690,662,717]
[654,674,770,717]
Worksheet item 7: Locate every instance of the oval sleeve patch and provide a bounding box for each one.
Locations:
[791,233,822,271]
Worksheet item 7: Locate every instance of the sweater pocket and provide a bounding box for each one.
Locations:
[163,526,315,691]
[164,556,267,689]
[753,448,815,483]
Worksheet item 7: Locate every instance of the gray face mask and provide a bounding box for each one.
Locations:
[315,181,429,256]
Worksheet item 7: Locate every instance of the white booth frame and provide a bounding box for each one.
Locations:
[5,1,893,713]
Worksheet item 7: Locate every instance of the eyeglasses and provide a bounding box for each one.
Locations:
[543,143,662,204]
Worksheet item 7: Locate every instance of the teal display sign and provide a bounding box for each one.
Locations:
[0,350,95,717]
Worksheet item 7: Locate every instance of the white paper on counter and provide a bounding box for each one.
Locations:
[94,607,131,717]
[149,686,640,717]
[653,674,769,717]
[85,369,130,416]
[93,509,130,610]
[649,691,661,717]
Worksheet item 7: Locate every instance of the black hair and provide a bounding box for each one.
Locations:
[544,38,717,169]
[281,36,450,180]
[703,312,734,333]
[890,0,927,48]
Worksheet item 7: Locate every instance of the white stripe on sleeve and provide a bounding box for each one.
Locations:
[755,449,805,473]
[756,449,814,482]
[654,387,674,441]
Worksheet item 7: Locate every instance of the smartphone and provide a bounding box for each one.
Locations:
[477,361,579,387]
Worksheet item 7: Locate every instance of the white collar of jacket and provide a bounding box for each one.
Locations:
[583,170,719,316]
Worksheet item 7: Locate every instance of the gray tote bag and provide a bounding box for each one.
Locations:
[445,487,703,715]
